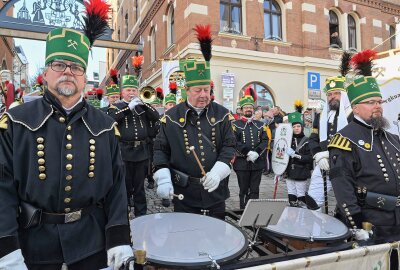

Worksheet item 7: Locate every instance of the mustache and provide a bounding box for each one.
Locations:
[56,76,77,88]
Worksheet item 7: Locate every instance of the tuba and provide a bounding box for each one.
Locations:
[139,87,156,103]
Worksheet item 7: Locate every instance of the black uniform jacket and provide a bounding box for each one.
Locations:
[153,101,236,208]
[108,101,159,162]
[286,134,313,180]
[328,118,400,233]
[232,119,268,171]
[0,91,130,264]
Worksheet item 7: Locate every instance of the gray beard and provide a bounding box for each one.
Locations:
[366,116,389,130]
[57,86,77,97]
[329,100,340,111]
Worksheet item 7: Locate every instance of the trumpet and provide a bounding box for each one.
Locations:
[139,88,156,103]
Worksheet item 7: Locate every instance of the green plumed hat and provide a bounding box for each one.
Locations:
[323,76,346,93]
[88,98,101,109]
[346,50,381,105]
[288,112,303,125]
[45,28,90,68]
[105,84,120,96]
[238,86,257,108]
[181,59,210,87]
[121,75,139,89]
[164,93,176,105]
[346,76,381,105]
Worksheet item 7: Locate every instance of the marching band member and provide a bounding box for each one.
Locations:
[232,87,268,209]
[329,50,400,243]
[101,69,121,114]
[0,2,132,268]
[153,24,235,219]
[108,61,159,217]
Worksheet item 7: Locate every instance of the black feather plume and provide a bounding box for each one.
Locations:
[339,51,352,77]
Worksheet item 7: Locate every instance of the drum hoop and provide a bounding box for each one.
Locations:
[263,226,351,242]
[132,213,249,268]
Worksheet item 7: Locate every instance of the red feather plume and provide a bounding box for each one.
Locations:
[131,55,144,69]
[210,80,214,89]
[109,68,118,84]
[350,49,377,76]
[4,80,9,86]
[193,24,212,61]
[155,87,164,99]
[244,85,257,102]
[84,0,109,20]
[83,0,111,46]
[169,82,177,95]
[36,75,44,85]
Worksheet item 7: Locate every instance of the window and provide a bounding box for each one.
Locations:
[220,0,242,34]
[390,25,396,50]
[1,60,7,70]
[348,15,357,50]
[125,13,129,39]
[263,0,282,40]
[329,10,341,48]
[150,27,156,63]
[118,28,121,41]
[241,82,275,108]
[167,6,175,46]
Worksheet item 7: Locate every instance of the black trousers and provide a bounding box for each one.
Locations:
[124,159,148,216]
[174,200,226,220]
[235,170,263,209]
[27,250,107,270]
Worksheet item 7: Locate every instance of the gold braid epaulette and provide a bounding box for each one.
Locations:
[160,115,166,124]
[0,114,8,130]
[311,128,319,134]
[328,134,352,151]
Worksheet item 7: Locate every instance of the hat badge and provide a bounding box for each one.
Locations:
[329,81,336,88]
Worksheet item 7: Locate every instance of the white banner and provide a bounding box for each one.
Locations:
[271,124,293,176]
[241,243,392,270]
[161,60,180,95]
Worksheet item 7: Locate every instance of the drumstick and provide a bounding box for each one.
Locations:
[189,146,207,177]
[170,193,184,200]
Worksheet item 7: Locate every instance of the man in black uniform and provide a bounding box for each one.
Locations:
[153,25,235,219]
[101,84,121,114]
[108,74,159,217]
[329,50,400,243]
[233,87,268,209]
[0,26,132,270]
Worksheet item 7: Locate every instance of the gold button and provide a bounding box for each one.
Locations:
[37,151,45,157]
[66,164,72,170]
[64,208,71,213]
[201,152,205,156]
[39,173,46,180]
[38,166,46,172]
[66,135,72,140]
[198,134,201,137]
[184,134,188,138]
[88,172,95,178]
[200,146,204,149]
[64,198,71,203]
[201,158,205,162]
[37,144,44,150]
[59,117,66,123]
[36,137,44,143]
[186,150,190,154]
[66,175,72,181]
[90,145,95,151]
[89,139,95,144]
[67,126,72,131]
[185,142,189,146]
[212,132,216,136]
[89,165,95,171]
[90,152,95,158]
[65,186,72,192]
[66,144,72,150]
[38,158,45,165]
[66,154,73,160]
[199,140,203,143]
[90,158,95,164]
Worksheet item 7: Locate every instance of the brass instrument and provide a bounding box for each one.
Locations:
[139,87,156,103]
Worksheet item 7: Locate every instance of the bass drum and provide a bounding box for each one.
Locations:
[130,212,248,269]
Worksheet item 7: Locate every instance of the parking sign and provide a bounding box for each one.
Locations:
[307,72,320,90]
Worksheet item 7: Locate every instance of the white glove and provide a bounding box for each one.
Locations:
[314,151,330,171]
[0,249,28,270]
[107,245,133,270]
[154,168,174,199]
[128,97,143,110]
[246,151,259,163]
[286,148,296,157]
[202,161,231,192]
[352,229,370,241]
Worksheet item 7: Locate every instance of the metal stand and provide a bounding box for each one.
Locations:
[245,214,274,258]
[322,170,329,214]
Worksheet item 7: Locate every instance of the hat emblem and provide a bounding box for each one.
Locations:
[198,69,205,77]
[329,81,336,88]
[67,39,78,50]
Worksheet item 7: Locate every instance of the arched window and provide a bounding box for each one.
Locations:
[220,0,242,34]
[125,13,129,39]
[348,15,357,50]
[1,60,7,70]
[264,0,282,41]
[329,10,341,48]
[390,25,396,50]
[240,82,275,108]
[167,5,175,46]
[150,27,156,63]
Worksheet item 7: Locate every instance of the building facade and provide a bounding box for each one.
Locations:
[0,1,14,80]
[106,0,400,112]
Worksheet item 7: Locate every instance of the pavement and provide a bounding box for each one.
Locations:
[142,171,337,217]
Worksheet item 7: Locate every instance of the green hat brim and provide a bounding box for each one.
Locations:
[346,76,382,105]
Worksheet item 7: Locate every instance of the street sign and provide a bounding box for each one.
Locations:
[307,72,320,90]
[308,89,321,99]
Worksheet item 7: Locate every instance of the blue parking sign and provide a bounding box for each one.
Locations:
[307,72,320,90]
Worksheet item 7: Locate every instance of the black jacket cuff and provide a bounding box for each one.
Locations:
[0,235,20,258]
[106,224,131,250]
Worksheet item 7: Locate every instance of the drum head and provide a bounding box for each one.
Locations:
[265,207,350,242]
[130,213,247,268]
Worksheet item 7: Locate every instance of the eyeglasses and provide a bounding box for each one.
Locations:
[50,61,86,76]
[358,100,384,106]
